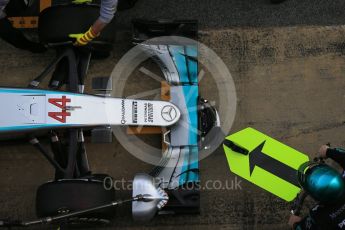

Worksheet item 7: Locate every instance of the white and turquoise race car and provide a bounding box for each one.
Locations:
[0,6,220,228]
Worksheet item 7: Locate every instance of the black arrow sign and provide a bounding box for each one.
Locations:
[249,141,300,187]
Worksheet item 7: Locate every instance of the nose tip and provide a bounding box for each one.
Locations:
[166,104,180,125]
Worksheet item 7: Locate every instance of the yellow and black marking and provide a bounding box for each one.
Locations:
[8,16,38,28]
[8,0,51,29]
[223,127,309,201]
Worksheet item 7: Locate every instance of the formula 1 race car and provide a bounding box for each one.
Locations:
[0,5,220,228]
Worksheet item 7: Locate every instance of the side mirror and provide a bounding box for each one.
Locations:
[132,173,168,221]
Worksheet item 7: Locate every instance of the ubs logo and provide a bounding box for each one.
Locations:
[161,105,177,122]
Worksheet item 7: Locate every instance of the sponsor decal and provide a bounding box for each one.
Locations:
[132,101,138,124]
[121,99,126,124]
[330,203,345,219]
[161,105,177,122]
[339,219,345,228]
[305,217,314,229]
[144,102,154,123]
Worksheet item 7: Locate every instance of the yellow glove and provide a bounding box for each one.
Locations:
[68,27,99,46]
[72,0,92,4]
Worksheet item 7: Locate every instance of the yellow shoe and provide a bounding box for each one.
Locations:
[72,0,92,4]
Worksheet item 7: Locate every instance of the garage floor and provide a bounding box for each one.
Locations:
[0,0,345,229]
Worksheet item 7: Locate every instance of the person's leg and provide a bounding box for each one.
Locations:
[5,0,27,15]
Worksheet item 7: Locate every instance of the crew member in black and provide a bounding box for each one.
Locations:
[289,145,345,229]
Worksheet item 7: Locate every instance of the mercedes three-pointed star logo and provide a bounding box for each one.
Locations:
[161,105,177,122]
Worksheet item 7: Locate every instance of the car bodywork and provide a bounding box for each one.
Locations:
[131,19,220,214]
[0,13,220,226]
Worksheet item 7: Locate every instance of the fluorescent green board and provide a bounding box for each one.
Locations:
[223,127,309,201]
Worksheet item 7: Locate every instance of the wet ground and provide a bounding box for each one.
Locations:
[0,0,345,229]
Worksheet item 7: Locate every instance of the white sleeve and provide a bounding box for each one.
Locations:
[0,0,9,19]
[98,0,118,23]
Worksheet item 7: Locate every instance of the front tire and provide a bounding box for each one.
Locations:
[36,178,115,225]
[270,0,286,3]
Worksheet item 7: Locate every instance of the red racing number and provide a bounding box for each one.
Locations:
[48,96,71,123]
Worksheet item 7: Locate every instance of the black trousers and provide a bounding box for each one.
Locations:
[5,0,28,14]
